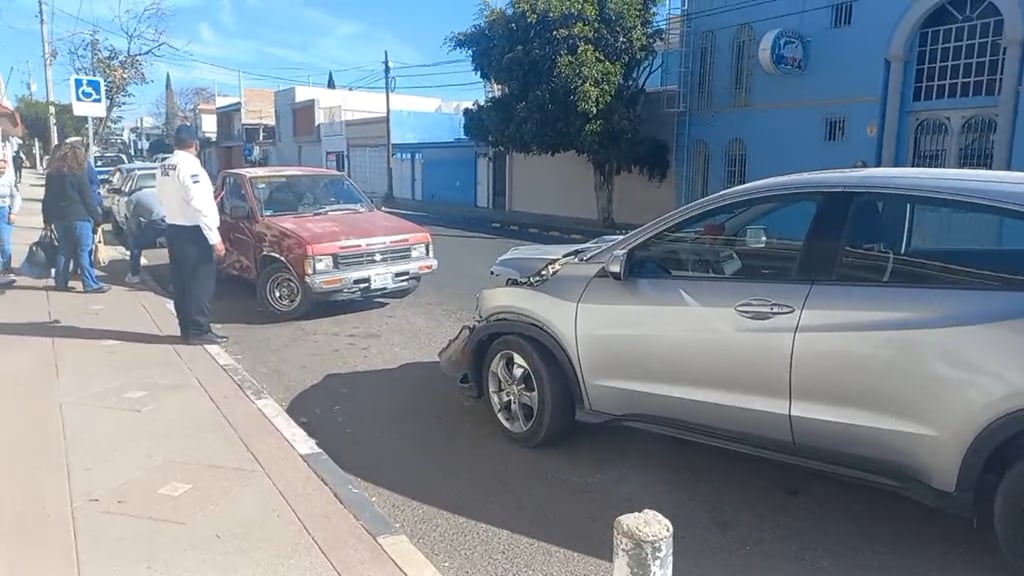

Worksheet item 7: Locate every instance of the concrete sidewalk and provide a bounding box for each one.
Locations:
[0,172,406,576]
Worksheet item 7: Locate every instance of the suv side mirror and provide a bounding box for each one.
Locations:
[228,204,250,220]
[605,249,629,281]
[743,226,767,248]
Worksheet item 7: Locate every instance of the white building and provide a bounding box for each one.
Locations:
[273,86,474,194]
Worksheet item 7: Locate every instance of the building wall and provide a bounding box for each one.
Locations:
[508,153,677,225]
[507,97,677,225]
[393,143,480,206]
[677,0,1024,203]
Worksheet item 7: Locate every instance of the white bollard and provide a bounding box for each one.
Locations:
[612,509,673,576]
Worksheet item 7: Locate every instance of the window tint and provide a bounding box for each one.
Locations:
[834,194,1024,288]
[628,194,822,281]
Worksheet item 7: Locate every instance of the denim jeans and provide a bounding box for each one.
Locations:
[54,221,102,290]
[0,206,11,272]
[127,218,166,276]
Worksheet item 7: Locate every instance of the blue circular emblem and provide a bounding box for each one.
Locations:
[758,29,808,76]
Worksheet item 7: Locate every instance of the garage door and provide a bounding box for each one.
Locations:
[349,146,388,196]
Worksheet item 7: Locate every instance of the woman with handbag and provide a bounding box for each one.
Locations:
[0,156,20,279]
[41,144,109,294]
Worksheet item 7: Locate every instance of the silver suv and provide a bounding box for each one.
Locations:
[438,168,1024,569]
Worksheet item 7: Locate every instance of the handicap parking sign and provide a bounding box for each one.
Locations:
[70,75,107,118]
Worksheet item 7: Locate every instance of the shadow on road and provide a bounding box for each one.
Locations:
[288,361,1010,576]
[142,261,389,325]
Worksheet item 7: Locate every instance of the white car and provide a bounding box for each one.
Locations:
[110,168,157,231]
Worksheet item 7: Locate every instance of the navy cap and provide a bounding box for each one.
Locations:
[173,124,198,147]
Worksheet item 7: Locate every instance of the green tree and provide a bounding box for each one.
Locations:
[62,0,171,135]
[447,0,670,226]
[15,95,87,152]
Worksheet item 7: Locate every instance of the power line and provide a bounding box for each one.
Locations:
[393,68,475,79]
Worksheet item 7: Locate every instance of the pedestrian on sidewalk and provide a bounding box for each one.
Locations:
[156,124,227,345]
[0,157,20,277]
[41,144,110,294]
[70,148,104,279]
[12,149,24,183]
[123,186,166,285]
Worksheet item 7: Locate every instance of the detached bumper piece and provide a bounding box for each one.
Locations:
[438,324,479,397]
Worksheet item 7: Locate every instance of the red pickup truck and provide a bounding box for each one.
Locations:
[214,166,437,320]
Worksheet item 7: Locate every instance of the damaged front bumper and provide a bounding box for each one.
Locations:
[437,323,479,396]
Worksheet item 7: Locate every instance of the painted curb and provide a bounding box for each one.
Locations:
[109,245,443,576]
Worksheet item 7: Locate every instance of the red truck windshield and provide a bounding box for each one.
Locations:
[250,174,370,216]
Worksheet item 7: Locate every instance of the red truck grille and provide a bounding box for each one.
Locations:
[334,246,414,269]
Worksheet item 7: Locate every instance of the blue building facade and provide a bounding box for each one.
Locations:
[388,111,485,206]
[675,0,1024,204]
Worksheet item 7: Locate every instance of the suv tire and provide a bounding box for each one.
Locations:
[994,459,1024,570]
[481,335,574,447]
[257,263,313,321]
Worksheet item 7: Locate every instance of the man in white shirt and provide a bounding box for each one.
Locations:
[156,124,228,345]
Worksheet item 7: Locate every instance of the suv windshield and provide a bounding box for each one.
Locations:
[95,154,125,168]
[251,174,370,216]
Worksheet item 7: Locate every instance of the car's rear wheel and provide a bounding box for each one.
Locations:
[994,458,1024,570]
[257,263,313,321]
[481,335,574,447]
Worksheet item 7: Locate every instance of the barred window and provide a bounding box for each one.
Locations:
[731,24,755,107]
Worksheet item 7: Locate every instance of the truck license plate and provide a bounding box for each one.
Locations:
[370,272,394,289]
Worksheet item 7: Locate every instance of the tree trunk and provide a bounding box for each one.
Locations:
[592,161,616,228]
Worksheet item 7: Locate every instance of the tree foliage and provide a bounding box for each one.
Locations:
[15,95,87,152]
[62,0,172,135]
[447,0,670,226]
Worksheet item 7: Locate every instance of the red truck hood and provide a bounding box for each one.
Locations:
[265,209,428,249]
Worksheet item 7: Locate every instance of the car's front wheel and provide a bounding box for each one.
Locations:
[481,335,574,447]
[994,458,1024,570]
[257,263,313,321]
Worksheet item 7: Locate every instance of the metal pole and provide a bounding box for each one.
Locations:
[612,510,673,576]
[384,49,394,201]
[37,0,58,152]
[87,30,99,162]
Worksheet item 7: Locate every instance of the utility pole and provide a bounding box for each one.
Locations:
[37,0,58,152]
[87,29,99,162]
[383,50,394,200]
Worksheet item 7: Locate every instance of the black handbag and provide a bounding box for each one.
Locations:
[21,228,60,279]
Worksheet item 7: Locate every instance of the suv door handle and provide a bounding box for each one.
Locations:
[734,297,796,321]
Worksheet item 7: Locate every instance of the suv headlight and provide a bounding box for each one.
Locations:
[304,255,335,275]
[411,243,430,259]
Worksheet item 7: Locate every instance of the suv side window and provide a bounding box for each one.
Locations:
[834,193,1024,289]
[628,193,823,281]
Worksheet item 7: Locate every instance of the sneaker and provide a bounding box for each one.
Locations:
[184,332,229,345]
[124,273,142,285]
[83,285,111,294]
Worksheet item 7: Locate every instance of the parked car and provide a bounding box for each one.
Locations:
[214,167,437,320]
[109,168,157,232]
[93,152,129,184]
[102,162,157,222]
[438,167,1024,569]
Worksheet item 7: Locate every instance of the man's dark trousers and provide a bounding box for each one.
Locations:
[165,224,216,339]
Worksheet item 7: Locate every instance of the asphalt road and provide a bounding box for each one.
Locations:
[103,223,1012,576]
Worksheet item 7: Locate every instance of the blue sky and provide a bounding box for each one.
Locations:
[0,0,485,124]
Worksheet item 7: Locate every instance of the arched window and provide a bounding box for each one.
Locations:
[911,117,952,167]
[723,138,747,188]
[912,0,1005,102]
[688,140,711,203]
[959,114,998,168]
[731,23,755,107]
